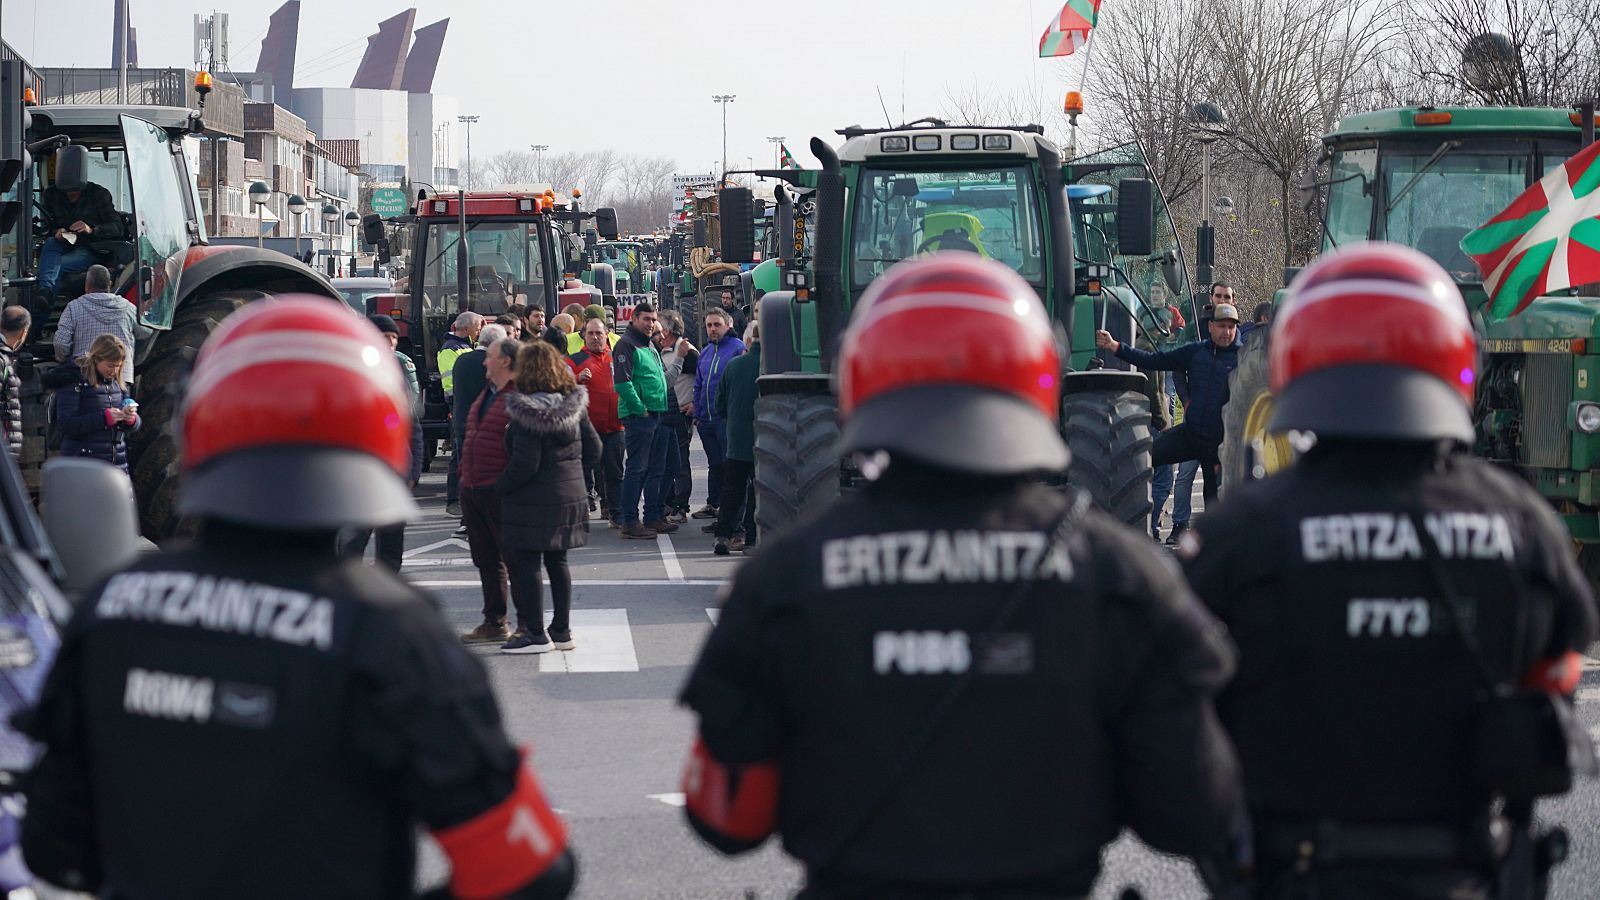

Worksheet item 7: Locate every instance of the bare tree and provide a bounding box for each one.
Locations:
[483,150,538,186]
[1084,0,1212,204]
[610,155,677,234]
[1398,0,1600,106]
[941,80,1072,148]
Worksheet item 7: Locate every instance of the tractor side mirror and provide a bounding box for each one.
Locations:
[719,187,756,264]
[361,213,385,247]
[42,458,140,597]
[594,207,620,241]
[1115,178,1155,257]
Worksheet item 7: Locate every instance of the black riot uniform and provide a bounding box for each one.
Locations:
[679,254,1244,898]
[685,474,1243,897]
[1185,445,1596,896]
[20,298,574,899]
[23,524,538,899]
[1182,243,1598,899]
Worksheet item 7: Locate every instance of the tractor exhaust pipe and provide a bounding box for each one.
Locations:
[810,136,844,373]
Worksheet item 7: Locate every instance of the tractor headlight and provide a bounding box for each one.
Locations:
[1572,402,1600,433]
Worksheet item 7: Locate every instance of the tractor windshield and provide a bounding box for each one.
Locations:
[120,115,194,329]
[597,243,643,284]
[850,165,1045,286]
[421,220,548,316]
[1326,139,1579,279]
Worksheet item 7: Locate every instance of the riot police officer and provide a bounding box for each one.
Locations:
[20,298,576,899]
[1182,243,1598,899]
[679,254,1244,898]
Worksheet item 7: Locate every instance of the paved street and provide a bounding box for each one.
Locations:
[386,449,1600,899]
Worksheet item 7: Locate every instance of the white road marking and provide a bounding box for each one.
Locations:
[540,609,639,673]
[706,608,720,625]
[657,534,685,582]
[401,539,471,559]
[414,579,726,587]
[1578,686,1600,704]
[648,792,686,807]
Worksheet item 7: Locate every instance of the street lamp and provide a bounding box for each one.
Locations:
[457,115,480,190]
[530,143,548,183]
[248,181,271,249]
[286,193,307,259]
[1189,101,1229,288]
[322,203,339,276]
[712,94,736,178]
[766,136,785,168]
[344,210,360,276]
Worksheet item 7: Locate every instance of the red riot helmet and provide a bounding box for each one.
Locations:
[837,253,1068,475]
[1269,242,1477,443]
[178,296,418,529]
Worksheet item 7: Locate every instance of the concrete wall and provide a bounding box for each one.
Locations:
[291,87,410,170]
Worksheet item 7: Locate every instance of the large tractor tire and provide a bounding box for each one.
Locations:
[1219,326,1298,492]
[753,390,839,541]
[128,290,267,539]
[1061,372,1153,532]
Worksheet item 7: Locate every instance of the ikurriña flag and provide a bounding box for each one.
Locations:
[1039,0,1102,58]
[1461,139,1600,321]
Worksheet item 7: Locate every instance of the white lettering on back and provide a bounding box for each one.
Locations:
[821,531,1074,589]
[97,572,337,650]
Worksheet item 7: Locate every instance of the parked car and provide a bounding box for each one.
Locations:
[331,277,396,316]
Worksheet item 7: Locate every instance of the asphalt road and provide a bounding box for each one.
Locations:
[387,449,1600,900]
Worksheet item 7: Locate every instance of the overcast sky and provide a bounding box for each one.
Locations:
[2,0,1081,176]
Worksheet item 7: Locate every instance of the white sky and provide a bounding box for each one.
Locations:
[2,0,1083,176]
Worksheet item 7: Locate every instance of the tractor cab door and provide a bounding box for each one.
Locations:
[119,115,193,330]
[1065,142,1194,364]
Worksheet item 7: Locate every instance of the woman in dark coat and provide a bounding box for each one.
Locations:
[498,339,601,654]
[56,333,140,472]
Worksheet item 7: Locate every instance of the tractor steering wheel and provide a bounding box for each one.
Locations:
[916,229,980,255]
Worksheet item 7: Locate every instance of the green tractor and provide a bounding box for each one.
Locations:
[1223,105,1600,571]
[720,121,1169,537]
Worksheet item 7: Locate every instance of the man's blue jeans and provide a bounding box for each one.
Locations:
[696,419,727,508]
[1172,459,1200,525]
[620,414,671,525]
[39,237,96,298]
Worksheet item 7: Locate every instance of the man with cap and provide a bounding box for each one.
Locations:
[1181,244,1597,899]
[567,304,618,355]
[338,314,423,570]
[1095,294,1243,517]
[679,255,1245,897]
[38,145,126,300]
[19,297,576,900]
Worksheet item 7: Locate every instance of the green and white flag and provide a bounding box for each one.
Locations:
[1461,139,1600,321]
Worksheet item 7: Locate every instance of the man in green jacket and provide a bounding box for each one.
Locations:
[612,300,674,539]
[712,327,760,555]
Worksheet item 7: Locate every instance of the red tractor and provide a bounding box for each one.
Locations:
[6,89,337,537]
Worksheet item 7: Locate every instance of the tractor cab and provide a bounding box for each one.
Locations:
[19,106,207,335]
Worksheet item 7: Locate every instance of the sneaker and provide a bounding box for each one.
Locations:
[727,535,745,552]
[549,629,576,651]
[608,518,622,529]
[665,511,688,524]
[454,523,469,536]
[741,542,757,556]
[701,523,718,534]
[588,492,598,512]
[462,621,511,644]
[1166,523,1189,547]
[502,630,553,654]
[646,519,679,533]
[691,504,719,519]
[446,501,462,517]
[621,524,658,540]
[713,538,731,556]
